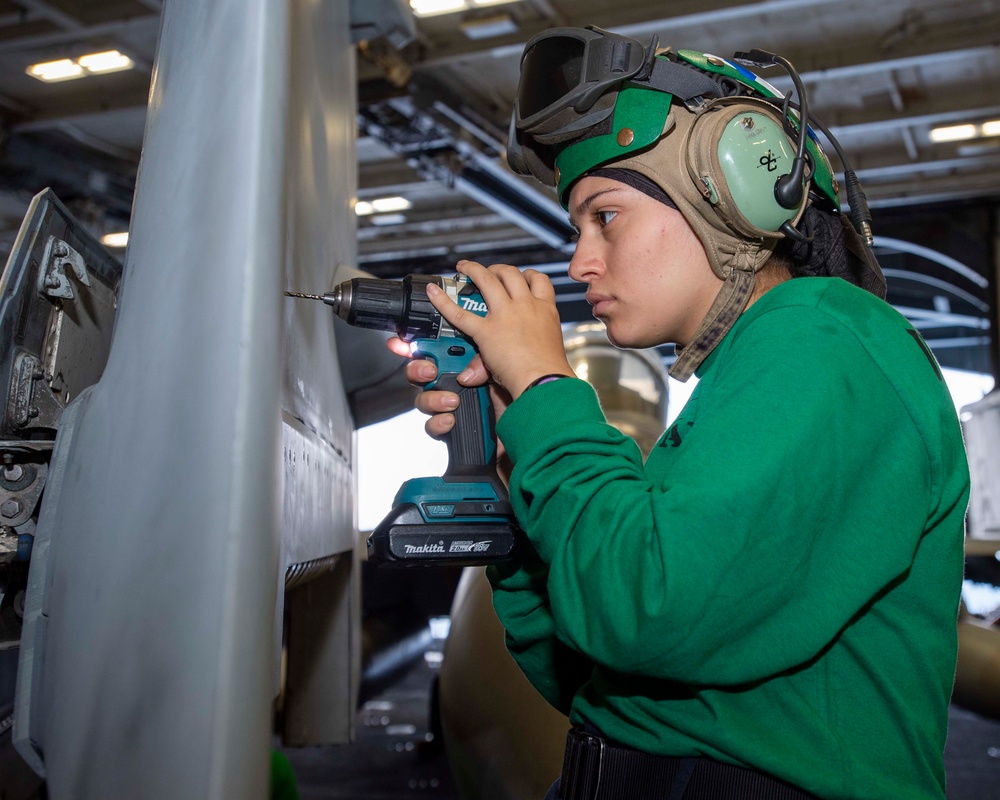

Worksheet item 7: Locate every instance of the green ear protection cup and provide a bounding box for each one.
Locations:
[677,50,840,210]
[685,98,808,238]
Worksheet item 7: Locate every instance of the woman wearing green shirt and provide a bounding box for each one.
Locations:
[391,27,969,800]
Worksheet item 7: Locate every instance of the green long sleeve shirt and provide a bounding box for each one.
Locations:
[487,277,969,799]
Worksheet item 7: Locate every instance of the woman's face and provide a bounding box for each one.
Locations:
[567,175,722,350]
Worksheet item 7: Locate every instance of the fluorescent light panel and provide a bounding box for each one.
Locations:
[27,50,133,82]
[930,124,976,143]
[930,120,1000,143]
[461,13,518,39]
[411,0,467,16]
[100,232,129,248]
[78,50,133,74]
[369,213,407,226]
[27,58,83,82]
[410,0,519,17]
[355,196,412,216]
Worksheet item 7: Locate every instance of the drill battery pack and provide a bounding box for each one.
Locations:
[367,493,518,567]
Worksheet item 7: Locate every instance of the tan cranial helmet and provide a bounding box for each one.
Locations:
[614,99,804,277]
[506,29,885,379]
[606,97,808,378]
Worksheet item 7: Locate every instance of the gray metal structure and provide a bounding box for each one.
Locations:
[7,0,388,796]
[963,390,1000,540]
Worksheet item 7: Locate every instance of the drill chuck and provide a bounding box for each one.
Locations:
[331,276,443,341]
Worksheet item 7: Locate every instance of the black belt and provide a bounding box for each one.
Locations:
[558,726,816,800]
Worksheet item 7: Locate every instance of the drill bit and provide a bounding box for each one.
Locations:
[285,287,346,316]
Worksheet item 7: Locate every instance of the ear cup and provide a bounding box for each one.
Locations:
[685,99,808,238]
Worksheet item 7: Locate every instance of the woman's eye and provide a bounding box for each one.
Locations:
[597,210,617,227]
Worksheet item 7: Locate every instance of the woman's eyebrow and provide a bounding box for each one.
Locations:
[569,187,626,228]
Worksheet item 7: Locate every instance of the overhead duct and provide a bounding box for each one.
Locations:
[358,78,576,257]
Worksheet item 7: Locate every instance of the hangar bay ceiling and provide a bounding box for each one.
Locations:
[0,0,997,372]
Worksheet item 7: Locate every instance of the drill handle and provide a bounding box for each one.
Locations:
[412,337,502,488]
[434,373,499,478]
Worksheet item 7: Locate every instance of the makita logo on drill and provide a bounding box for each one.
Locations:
[404,542,446,554]
[460,297,488,314]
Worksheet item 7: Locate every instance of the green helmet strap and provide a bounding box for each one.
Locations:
[555,82,672,208]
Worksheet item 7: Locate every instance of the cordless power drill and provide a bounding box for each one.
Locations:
[288,274,518,567]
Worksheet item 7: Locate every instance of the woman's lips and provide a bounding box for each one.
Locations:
[586,292,613,317]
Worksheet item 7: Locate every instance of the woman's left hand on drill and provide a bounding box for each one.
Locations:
[425,260,575,399]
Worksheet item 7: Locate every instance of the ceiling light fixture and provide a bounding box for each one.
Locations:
[410,0,467,17]
[355,196,412,216]
[27,58,84,83]
[461,13,518,39]
[78,50,134,74]
[100,232,129,248]
[369,213,408,226]
[929,123,980,143]
[27,49,134,82]
[982,120,1000,137]
[371,196,412,213]
[410,0,520,17]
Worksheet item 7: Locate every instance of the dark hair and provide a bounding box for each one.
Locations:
[771,206,879,292]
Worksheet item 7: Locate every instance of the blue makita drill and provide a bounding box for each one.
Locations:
[287,274,518,566]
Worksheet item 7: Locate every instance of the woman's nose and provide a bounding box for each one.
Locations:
[567,239,604,284]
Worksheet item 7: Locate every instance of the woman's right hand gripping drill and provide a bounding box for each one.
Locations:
[386,259,576,472]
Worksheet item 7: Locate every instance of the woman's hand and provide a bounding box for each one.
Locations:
[387,337,499,438]
[424,260,575,399]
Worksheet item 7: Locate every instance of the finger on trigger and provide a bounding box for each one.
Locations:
[406,359,437,385]
[426,282,478,334]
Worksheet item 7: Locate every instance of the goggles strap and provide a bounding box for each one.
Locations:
[641,57,725,104]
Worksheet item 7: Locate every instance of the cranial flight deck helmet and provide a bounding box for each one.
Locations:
[506,26,886,379]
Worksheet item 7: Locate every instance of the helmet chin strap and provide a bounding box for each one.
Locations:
[668,241,765,381]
